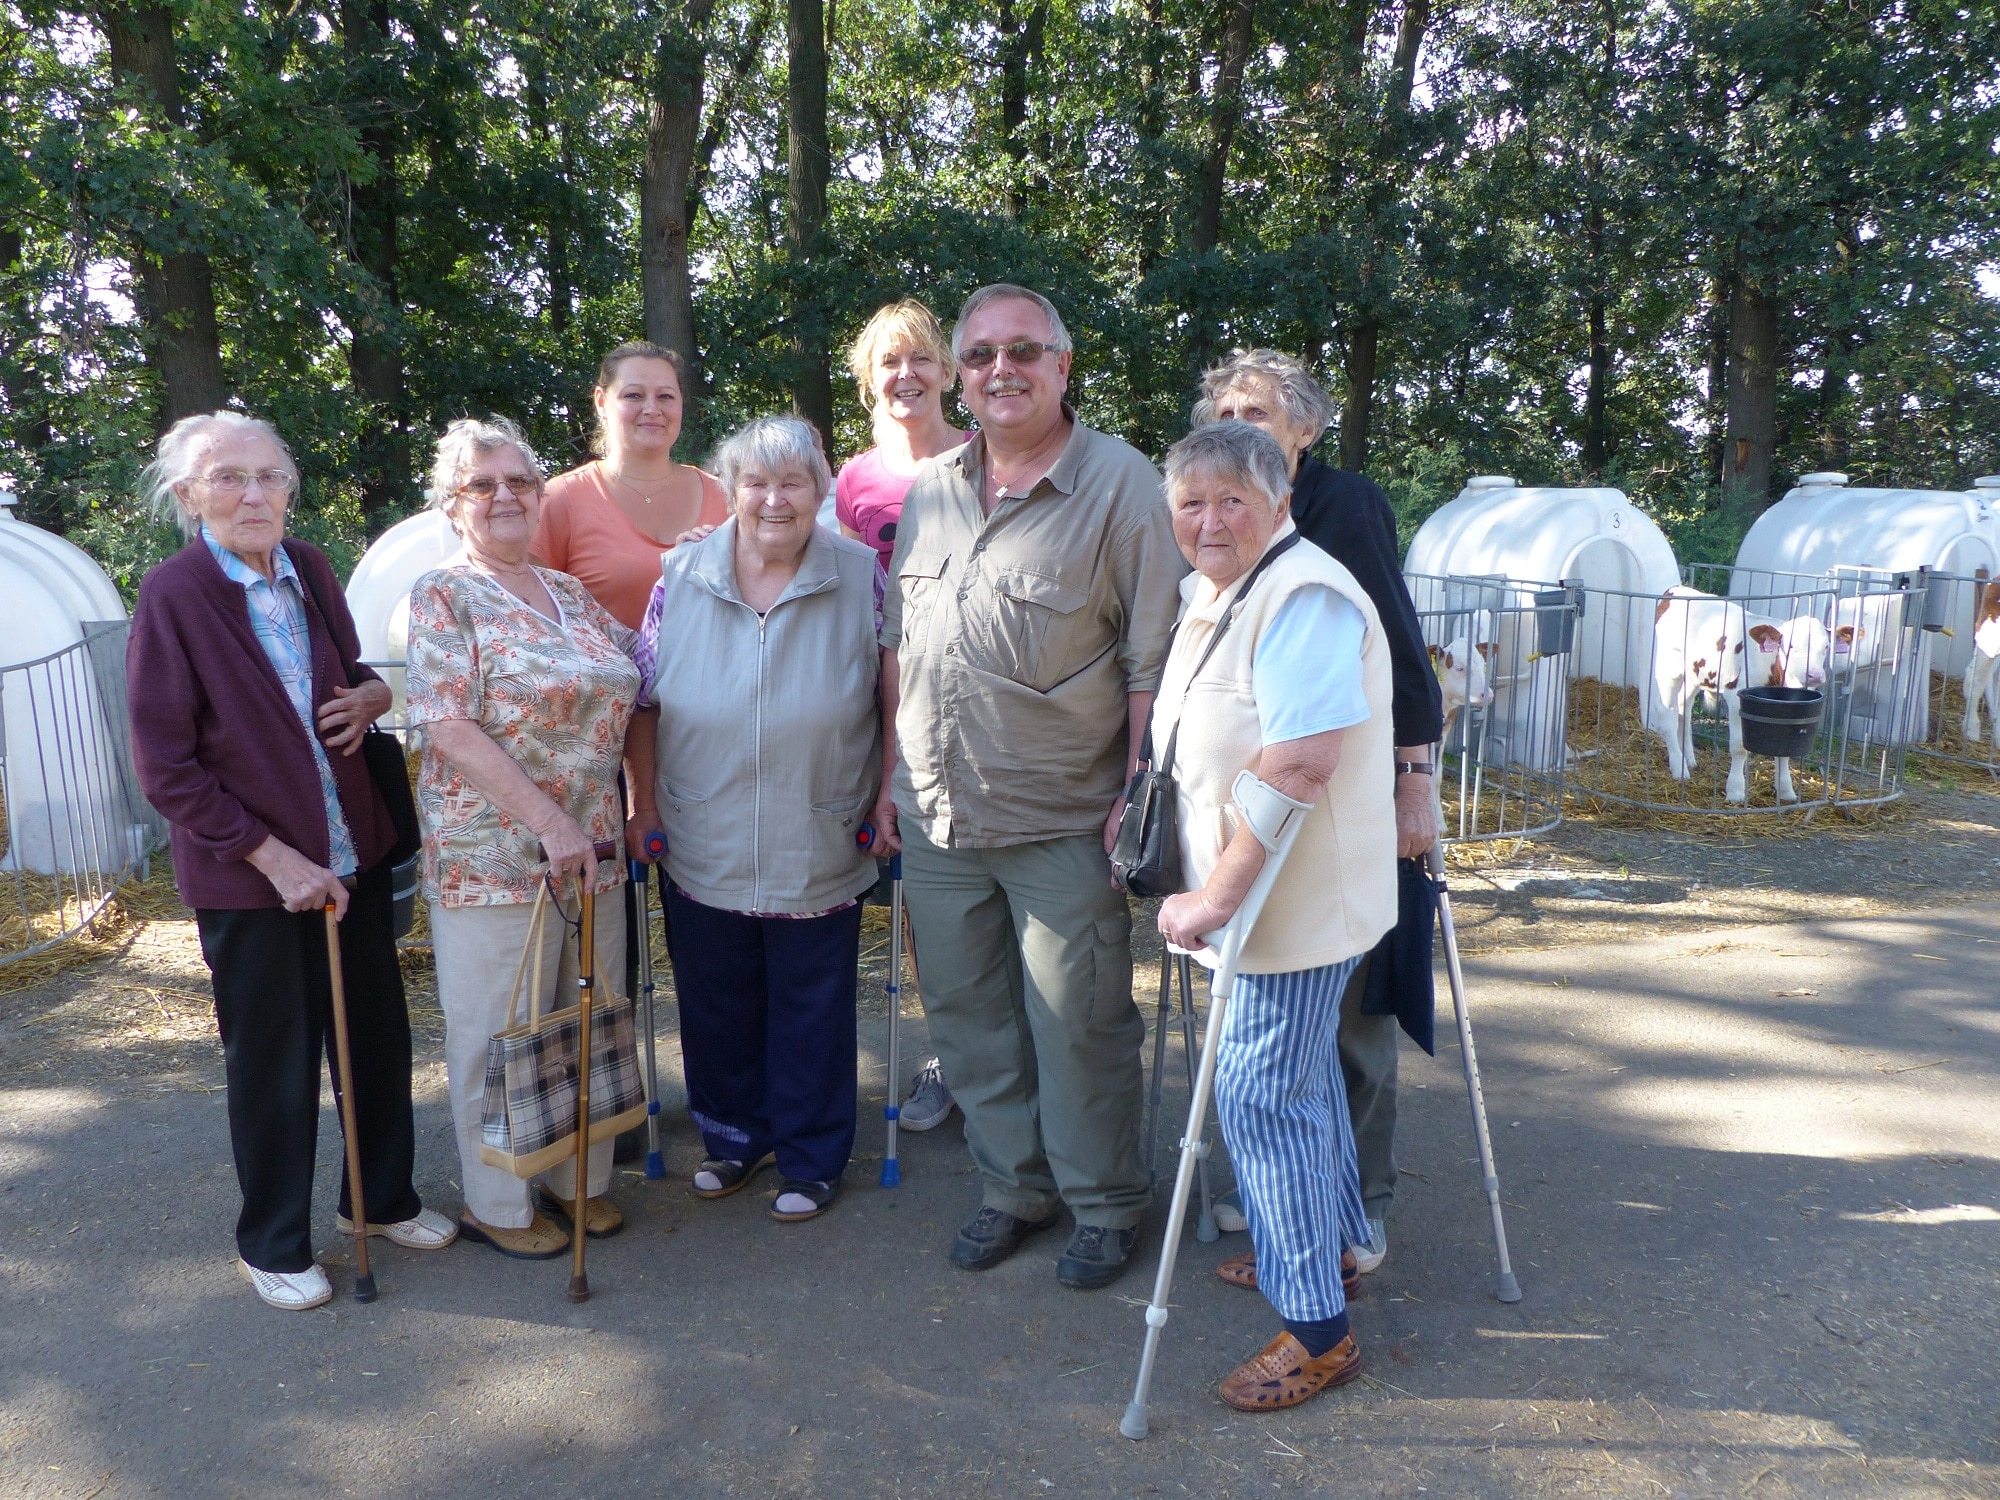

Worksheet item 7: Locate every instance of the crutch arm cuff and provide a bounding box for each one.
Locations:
[1230,770,1312,853]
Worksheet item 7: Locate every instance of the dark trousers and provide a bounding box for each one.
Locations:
[1337,948,1399,1215]
[195,858,422,1273]
[664,887,860,1185]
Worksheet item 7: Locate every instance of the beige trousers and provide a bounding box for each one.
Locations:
[429,895,624,1229]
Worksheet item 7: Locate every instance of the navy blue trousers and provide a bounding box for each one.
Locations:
[665,888,861,1185]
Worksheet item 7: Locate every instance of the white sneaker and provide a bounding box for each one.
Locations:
[336,1206,459,1250]
[238,1258,332,1311]
[1212,1189,1249,1234]
[899,1058,956,1132]
[1355,1216,1388,1274]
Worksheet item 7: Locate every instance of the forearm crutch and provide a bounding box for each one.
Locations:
[880,851,905,1188]
[1141,953,1218,1239]
[323,896,377,1303]
[1121,771,1312,1442]
[1426,834,1522,1304]
[634,831,668,1180]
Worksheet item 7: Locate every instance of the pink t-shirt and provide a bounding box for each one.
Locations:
[835,438,967,571]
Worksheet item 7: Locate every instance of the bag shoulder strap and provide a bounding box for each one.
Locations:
[502,883,551,1030]
[1154,531,1302,774]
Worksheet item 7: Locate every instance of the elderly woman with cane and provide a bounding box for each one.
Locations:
[128,411,453,1312]
[625,415,883,1222]
[1147,421,1397,1410]
[405,417,643,1259]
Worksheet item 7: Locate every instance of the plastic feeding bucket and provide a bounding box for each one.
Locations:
[1737,686,1824,758]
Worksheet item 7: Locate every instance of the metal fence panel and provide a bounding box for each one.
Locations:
[1,621,166,968]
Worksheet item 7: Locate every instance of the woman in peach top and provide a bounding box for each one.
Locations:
[532,340,729,629]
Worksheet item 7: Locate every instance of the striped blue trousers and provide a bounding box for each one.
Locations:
[1214,956,1370,1324]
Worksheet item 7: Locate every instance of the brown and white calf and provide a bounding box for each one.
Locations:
[1429,623,1494,738]
[1962,569,2000,743]
[1646,586,1831,803]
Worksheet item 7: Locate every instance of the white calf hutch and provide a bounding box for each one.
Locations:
[1403,477,1685,835]
[1734,472,2000,772]
[1405,475,1910,829]
[343,507,463,733]
[0,492,164,965]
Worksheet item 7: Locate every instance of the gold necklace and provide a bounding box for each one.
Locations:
[606,460,678,506]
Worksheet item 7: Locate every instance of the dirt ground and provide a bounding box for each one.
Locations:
[2,778,1997,1498]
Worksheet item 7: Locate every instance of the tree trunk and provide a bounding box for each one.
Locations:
[996,0,1047,218]
[1581,202,1609,477]
[640,4,715,376]
[1721,272,1778,519]
[1336,0,1431,474]
[0,226,58,528]
[1704,270,1730,484]
[1340,320,1378,472]
[341,0,410,520]
[99,3,228,430]
[1192,0,1256,255]
[786,0,833,447]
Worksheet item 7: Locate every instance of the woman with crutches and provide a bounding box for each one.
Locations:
[127,412,453,1312]
[1143,422,1399,1411]
[626,416,884,1224]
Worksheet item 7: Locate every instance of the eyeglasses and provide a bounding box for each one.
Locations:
[456,474,542,502]
[200,468,296,496]
[958,340,1061,370]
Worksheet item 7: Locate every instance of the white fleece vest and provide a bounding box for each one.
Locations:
[1148,524,1397,974]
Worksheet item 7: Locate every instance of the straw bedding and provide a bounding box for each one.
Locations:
[1560,676,1907,833]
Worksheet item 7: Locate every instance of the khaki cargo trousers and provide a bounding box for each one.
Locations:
[900,823,1151,1232]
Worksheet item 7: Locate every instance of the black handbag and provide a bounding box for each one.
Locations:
[293,545,422,867]
[1112,533,1299,898]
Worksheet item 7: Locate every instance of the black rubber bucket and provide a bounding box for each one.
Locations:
[1738,686,1824,757]
[390,851,422,939]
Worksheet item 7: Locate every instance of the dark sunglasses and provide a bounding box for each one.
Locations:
[958,340,1060,370]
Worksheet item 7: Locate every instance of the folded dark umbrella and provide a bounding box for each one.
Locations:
[1361,856,1439,1055]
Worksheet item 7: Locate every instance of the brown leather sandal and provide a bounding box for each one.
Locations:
[1217,1250,1360,1296]
[1217,1251,1259,1290]
[1218,1331,1363,1411]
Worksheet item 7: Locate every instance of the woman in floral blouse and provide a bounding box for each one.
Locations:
[405,417,644,1260]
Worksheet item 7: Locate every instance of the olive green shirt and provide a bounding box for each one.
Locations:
[881,414,1187,849]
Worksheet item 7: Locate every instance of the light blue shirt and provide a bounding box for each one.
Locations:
[203,527,357,877]
[1253,585,1371,745]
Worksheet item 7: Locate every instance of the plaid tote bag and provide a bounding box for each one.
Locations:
[480,885,649,1178]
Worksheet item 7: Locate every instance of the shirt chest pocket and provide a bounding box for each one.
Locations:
[988,568,1092,692]
[894,551,952,647]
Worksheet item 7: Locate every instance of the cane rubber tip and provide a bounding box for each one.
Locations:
[645,1152,666,1180]
[567,1278,591,1303]
[1119,1405,1150,1441]
[1496,1272,1523,1303]
[880,1159,901,1188]
[1194,1215,1219,1244]
[353,1274,378,1303]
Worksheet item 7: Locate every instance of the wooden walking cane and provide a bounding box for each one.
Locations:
[566,840,621,1304]
[324,896,377,1303]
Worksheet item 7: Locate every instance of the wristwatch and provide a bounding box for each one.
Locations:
[1394,761,1435,776]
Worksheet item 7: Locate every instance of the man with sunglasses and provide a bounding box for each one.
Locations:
[871,283,1185,1289]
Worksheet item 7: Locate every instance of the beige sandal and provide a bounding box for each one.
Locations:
[457,1212,570,1260]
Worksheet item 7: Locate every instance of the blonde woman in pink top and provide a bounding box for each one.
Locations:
[835,300,966,571]
[835,299,964,1131]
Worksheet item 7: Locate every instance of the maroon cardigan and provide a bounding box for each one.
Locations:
[127,537,398,910]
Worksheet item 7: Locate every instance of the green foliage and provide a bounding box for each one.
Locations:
[1,0,1996,597]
